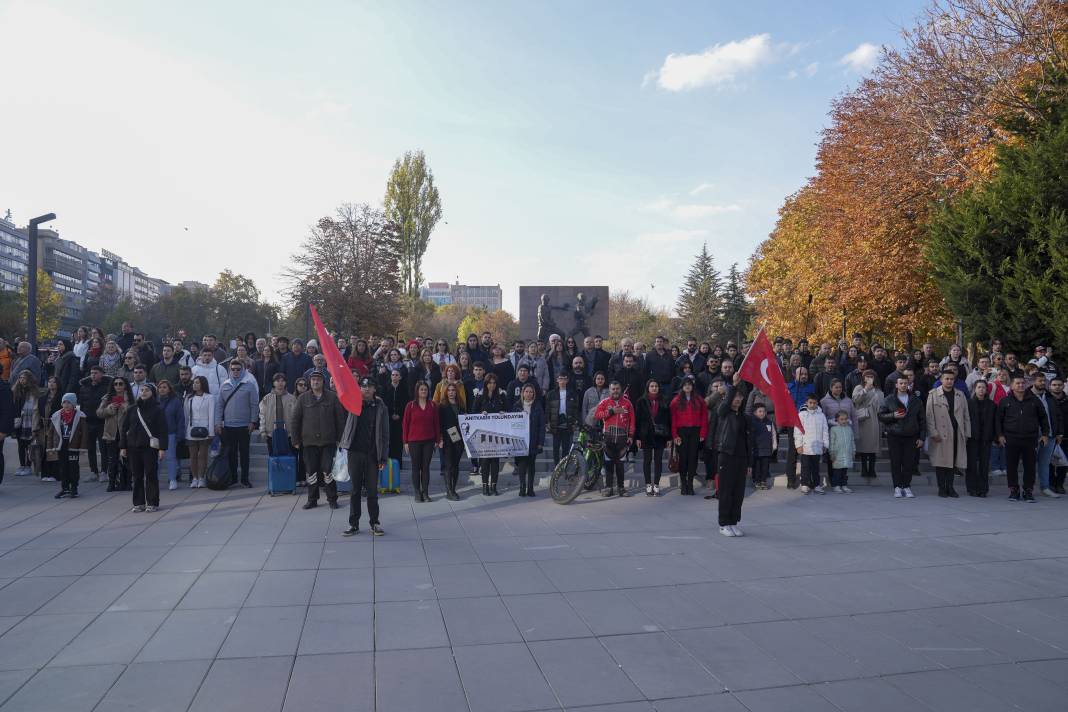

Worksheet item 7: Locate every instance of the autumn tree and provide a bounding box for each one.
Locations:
[5,270,64,340]
[675,242,724,341]
[384,151,443,297]
[456,309,519,347]
[285,203,403,336]
[608,290,676,348]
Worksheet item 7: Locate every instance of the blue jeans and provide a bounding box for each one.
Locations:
[990,444,1005,472]
[164,433,179,483]
[1036,438,1056,489]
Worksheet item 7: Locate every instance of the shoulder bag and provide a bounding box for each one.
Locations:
[136,408,161,449]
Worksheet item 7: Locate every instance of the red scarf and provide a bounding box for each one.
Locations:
[60,408,76,425]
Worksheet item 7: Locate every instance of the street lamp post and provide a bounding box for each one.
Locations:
[26,213,56,348]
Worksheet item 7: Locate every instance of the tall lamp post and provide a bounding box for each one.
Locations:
[26,213,56,348]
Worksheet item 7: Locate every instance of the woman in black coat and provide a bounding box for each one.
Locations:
[119,383,168,512]
[473,373,508,495]
[966,380,996,497]
[381,369,411,468]
[438,382,465,501]
[714,390,751,537]
[635,379,671,496]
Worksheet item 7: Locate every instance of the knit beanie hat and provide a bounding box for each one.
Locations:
[61,392,78,405]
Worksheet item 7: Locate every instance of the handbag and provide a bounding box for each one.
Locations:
[188,397,209,439]
[136,408,161,449]
[668,446,679,473]
[446,426,462,444]
[653,423,668,438]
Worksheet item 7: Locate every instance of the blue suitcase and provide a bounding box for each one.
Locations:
[267,455,297,495]
[378,458,401,494]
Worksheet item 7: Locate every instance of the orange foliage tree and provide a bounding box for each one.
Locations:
[746,0,1067,348]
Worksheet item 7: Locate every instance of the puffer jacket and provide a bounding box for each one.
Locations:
[793,406,829,455]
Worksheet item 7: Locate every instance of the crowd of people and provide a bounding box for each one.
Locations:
[0,326,1064,539]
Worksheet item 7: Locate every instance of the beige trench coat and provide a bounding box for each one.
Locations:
[926,387,970,469]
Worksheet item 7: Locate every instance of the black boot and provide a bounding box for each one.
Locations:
[482,483,490,496]
[936,472,948,497]
[946,471,959,498]
[490,473,499,496]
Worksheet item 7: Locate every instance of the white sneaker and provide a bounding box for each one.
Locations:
[903,488,915,498]
[730,525,744,537]
[146,505,158,512]
[653,484,660,496]
[894,487,903,498]
[719,526,735,537]
[131,505,145,512]
[800,485,811,494]
[1041,488,1061,498]
[646,484,653,496]
[841,486,853,493]
[168,481,178,491]
[42,476,56,482]
[16,466,31,476]
[814,485,826,495]
[832,486,844,493]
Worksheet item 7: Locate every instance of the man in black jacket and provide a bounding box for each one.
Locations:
[614,353,645,405]
[868,345,895,386]
[340,377,390,536]
[813,356,838,401]
[546,373,580,464]
[77,366,112,482]
[583,335,611,379]
[878,376,925,498]
[644,336,674,392]
[996,375,1050,502]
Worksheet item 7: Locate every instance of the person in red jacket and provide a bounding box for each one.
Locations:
[670,376,708,495]
[402,381,441,502]
[594,381,636,496]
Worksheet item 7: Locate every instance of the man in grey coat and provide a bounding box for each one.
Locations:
[214,361,260,487]
[341,377,390,536]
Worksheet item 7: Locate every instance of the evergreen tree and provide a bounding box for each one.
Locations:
[927,68,1068,355]
[675,242,724,341]
[721,262,753,343]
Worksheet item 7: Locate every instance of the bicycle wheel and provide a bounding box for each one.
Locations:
[550,452,588,504]
[583,454,602,490]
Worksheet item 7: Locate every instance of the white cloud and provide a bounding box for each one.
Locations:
[804,62,819,77]
[688,182,716,196]
[645,198,742,220]
[839,43,879,73]
[651,34,774,91]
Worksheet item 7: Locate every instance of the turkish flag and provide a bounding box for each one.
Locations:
[738,327,803,432]
[310,304,362,416]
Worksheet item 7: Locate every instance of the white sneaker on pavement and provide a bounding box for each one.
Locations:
[168,481,178,491]
[903,487,915,498]
[841,485,853,493]
[719,526,735,537]
[800,485,811,494]
[894,487,903,498]
[730,525,744,537]
[814,485,826,495]
[1041,488,1061,498]
[653,484,660,496]
[832,486,844,493]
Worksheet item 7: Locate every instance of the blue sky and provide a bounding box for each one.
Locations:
[0,0,926,315]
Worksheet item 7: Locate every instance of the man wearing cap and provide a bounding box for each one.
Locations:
[291,369,346,509]
[214,360,260,487]
[339,376,390,536]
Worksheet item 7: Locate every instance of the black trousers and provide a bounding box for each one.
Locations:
[481,457,500,485]
[677,427,700,490]
[409,440,435,496]
[516,455,537,491]
[105,440,130,489]
[59,450,80,493]
[717,453,747,526]
[605,457,625,488]
[703,447,719,489]
[886,435,918,488]
[129,447,160,507]
[223,427,251,484]
[800,454,821,488]
[85,421,106,474]
[302,445,338,503]
[785,438,798,485]
[552,428,573,463]
[752,455,770,484]
[966,439,991,494]
[347,450,380,526]
[1005,437,1037,491]
[443,442,463,493]
[857,452,877,478]
[642,447,664,485]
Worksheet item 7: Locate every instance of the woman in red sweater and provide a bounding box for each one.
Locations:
[403,381,441,502]
[670,376,708,495]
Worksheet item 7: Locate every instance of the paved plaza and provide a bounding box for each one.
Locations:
[1,438,1067,712]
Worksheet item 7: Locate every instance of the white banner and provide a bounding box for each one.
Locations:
[458,412,529,458]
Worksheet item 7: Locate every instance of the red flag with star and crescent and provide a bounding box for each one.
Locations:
[738,327,803,432]
[310,304,362,415]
